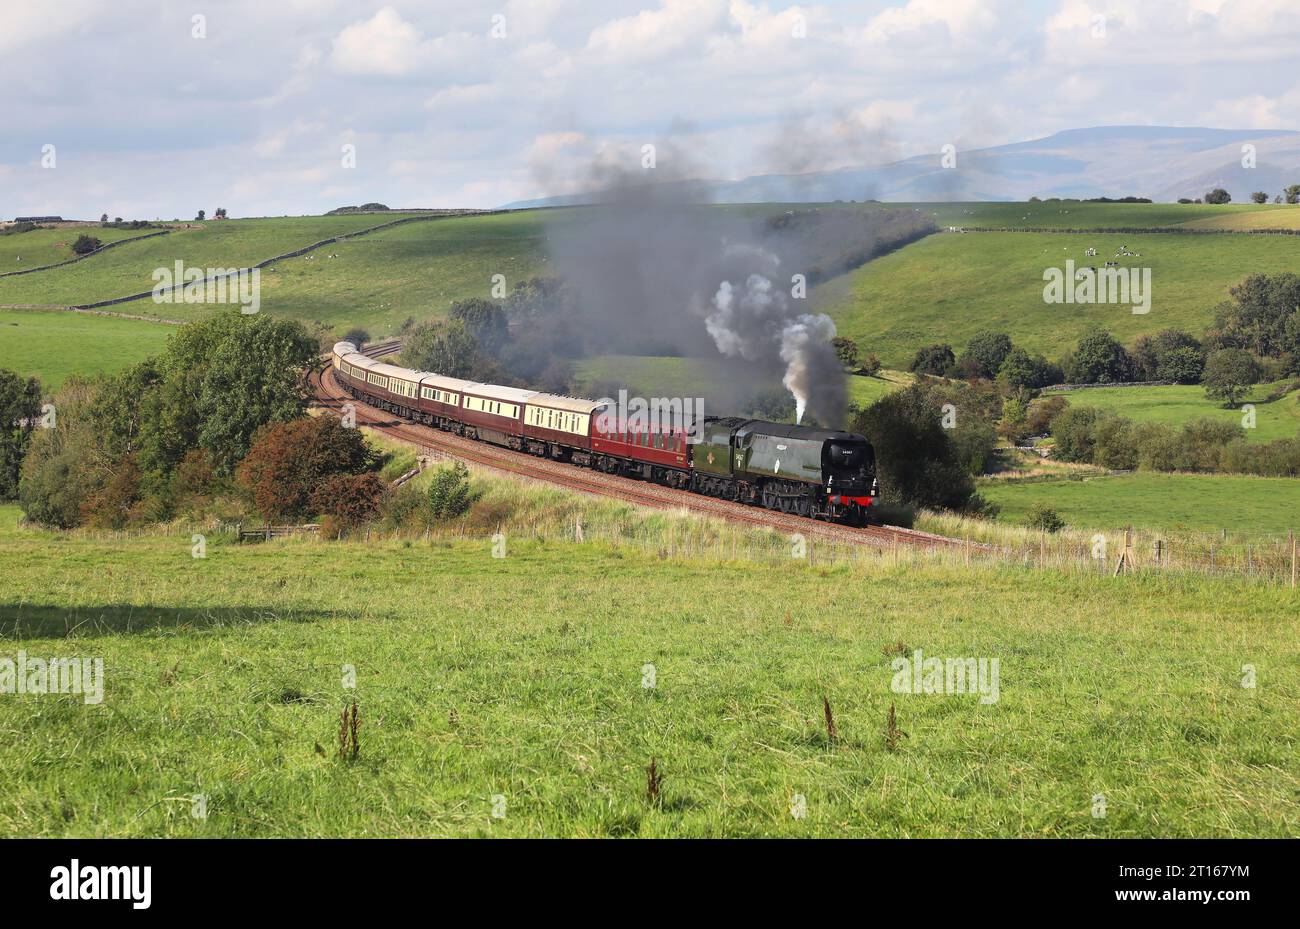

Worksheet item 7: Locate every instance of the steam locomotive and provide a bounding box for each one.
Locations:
[331,342,877,524]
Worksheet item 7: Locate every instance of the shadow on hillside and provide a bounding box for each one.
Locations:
[0,603,355,640]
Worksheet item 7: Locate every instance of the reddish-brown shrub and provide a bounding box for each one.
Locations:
[235,416,378,521]
[311,472,388,525]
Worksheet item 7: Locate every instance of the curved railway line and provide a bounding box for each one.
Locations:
[309,341,965,551]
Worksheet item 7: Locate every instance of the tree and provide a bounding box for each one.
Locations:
[70,234,102,255]
[1051,406,1106,463]
[214,207,227,219]
[1204,188,1232,204]
[137,313,318,476]
[1203,348,1260,406]
[908,343,955,377]
[1251,191,1269,204]
[1158,346,1204,384]
[956,331,1013,380]
[1132,328,1202,381]
[832,336,861,372]
[0,370,42,500]
[1211,272,1300,359]
[195,210,206,221]
[18,378,106,528]
[997,348,1062,390]
[1285,185,1300,205]
[860,352,882,377]
[236,416,379,521]
[1064,329,1136,384]
[851,382,991,513]
[399,320,483,379]
[99,213,109,223]
[448,298,509,356]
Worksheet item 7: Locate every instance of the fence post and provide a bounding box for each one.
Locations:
[1155,539,1162,567]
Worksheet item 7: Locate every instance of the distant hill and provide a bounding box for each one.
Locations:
[503,126,1300,208]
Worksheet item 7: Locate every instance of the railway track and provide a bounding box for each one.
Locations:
[309,344,964,551]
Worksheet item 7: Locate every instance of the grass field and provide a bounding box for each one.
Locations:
[1045,382,1300,443]
[0,214,430,318]
[0,498,1295,838]
[1177,210,1300,232]
[0,225,159,271]
[252,211,551,334]
[736,200,1287,231]
[815,229,1300,367]
[0,308,174,390]
[979,471,1300,534]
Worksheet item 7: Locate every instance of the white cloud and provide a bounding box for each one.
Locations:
[2,0,1298,216]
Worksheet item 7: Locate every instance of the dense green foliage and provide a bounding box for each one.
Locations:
[18,313,317,527]
[1203,348,1261,406]
[0,370,41,500]
[853,382,994,514]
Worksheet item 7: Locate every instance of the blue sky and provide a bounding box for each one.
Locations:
[2,0,1296,218]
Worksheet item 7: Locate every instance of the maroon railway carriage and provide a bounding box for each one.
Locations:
[591,416,692,488]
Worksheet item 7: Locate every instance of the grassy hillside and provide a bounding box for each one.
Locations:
[1045,382,1300,443]
[815,229,1300,367]
[909,200,1287,230]
[0,499,1295,838]
[252,211,550,334]
[0,225,157,271]
[1177,210,1300,232]
[0,214,431,316]
[979,471,1300,534]
[723,200,1286,230]
[0,309,173,390]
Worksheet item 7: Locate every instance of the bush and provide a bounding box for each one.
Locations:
[1092,415,1138,470]
[860,353,882,377]
[426,462,479,521]
[1024,503,1065,533]
[311,472,388,525]
[235,416,380,521]
[1049,406,1104,463]
[18,378,105,528]
[1025,395,1068,435]
[1158,346,1204,384]
[909,343,955,377]
[70,234,102,255]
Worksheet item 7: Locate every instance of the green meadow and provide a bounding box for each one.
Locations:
[979,471,1300,534]
[814,229,1300,367]
[0,500,1295,838]
[1045,382,1300,444]
[0,308,173,390]
[907,200,1287,230]
[0,225,156,271]
[0,214,431,317]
